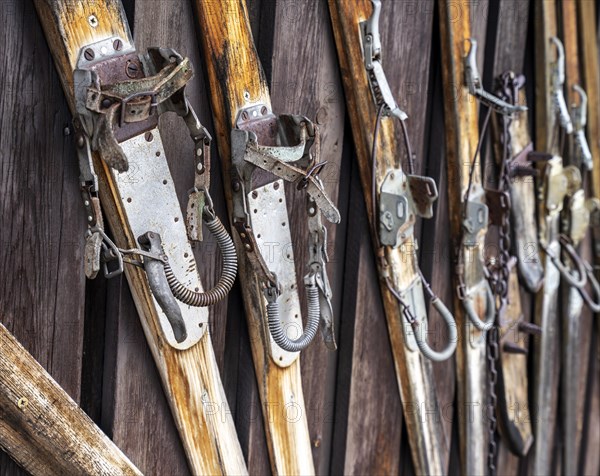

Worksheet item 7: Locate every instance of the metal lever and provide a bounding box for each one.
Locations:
[360,0,407,120]
[550,37,574,134]
[464,39,527,115]
[138,232,187,343]
[571,85,593,170]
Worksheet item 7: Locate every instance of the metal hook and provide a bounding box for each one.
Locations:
[464,39,527,115]
[571,85,593,170]
[360,0,408,120]
[549,37,574,134]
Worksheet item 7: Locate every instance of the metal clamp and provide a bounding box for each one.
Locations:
[550,37,574,134]
[571,85,593,170]
[360,0,407,120]
[464,39,527,115]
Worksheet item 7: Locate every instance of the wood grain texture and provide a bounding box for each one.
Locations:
[531,2,562,474]
[267,1,346,474]
[0,0,86,473]
[195,0,315,474]
[0,322,141,476]
[31,1,247,474]
[329,1,451,474]
[438,1,492,474]
[557,2,595,474]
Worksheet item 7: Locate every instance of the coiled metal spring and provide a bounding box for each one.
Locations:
[267,279,320,352]
[164,215,237,307]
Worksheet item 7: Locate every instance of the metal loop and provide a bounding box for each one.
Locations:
[542,237,588,289]
[462,282,496,331]
[412,296,458,362]
[578,260,600,312]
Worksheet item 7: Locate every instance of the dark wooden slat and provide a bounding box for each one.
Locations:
[331,164,403,476]
[100,277,190,475]
[0,0,86,472]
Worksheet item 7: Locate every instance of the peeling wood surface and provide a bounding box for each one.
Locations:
[1,0,599,475]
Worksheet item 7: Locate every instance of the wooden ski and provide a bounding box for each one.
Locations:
[328,1,457,473]
[558,1,600,473]
[0,322,141,476]
[531,1,586,473]
[439,0,530,473]
[195,0,340,474]
[32,1,247,474]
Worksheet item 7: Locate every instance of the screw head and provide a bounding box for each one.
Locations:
[113,39,123,51]
[88,15,98,28]
[126,61,139,78]
[261,106,268,115]
[84,48,95,61]
[241,111,249,121]
[144,132,154,142]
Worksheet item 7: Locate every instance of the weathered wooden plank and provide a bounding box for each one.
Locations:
[0,0,86,473]
[0,322,141,476]
[266,1,346,474]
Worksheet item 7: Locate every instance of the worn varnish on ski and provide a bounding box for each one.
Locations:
[195,0,340,474]
[0,323,141,476]
[32,1,246,474]
[328,0,456,474]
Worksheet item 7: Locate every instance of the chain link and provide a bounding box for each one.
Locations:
[485,71,522,475]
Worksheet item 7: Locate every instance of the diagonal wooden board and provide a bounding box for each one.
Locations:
[0,322,141,476]
[31,1,247,474]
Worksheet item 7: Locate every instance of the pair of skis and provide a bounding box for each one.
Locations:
[31,0,339,474]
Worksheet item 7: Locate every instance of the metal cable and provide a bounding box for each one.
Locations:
[164,214,237,307]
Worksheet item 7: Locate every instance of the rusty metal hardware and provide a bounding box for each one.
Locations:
[231,105,340,358]
[71,38,236,345]
[360,0,407,120]
[464,40,527,115]
[550,37,574,134]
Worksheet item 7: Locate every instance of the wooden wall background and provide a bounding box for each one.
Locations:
[0,0,598,474]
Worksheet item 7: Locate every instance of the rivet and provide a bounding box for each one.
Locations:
[232,181,241,192]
